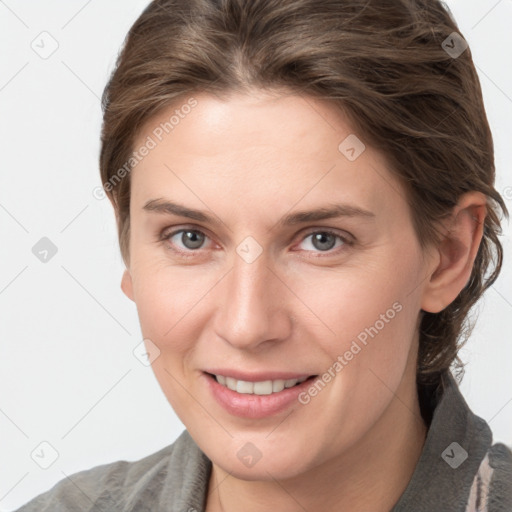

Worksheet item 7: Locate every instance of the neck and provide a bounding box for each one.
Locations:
[206,370,428,512]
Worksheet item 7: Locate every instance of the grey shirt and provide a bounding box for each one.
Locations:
[15,372,512,511]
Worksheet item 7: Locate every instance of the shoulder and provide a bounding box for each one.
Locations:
[487,442,512,511]
[14,430,194,511]
[466,442,512,512]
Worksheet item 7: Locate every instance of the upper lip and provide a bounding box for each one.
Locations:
[204,369,317,382]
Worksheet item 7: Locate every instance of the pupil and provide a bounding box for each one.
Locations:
[313,232,335,251]
[183,231,204,249]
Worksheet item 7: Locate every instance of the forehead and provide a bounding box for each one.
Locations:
[130,91,408,225]
[137,90,358,161]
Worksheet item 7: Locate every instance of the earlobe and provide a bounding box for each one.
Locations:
[420,192,487,314]
[121,268,135,302]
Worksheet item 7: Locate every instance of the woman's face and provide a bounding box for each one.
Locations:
[122,89,437,479]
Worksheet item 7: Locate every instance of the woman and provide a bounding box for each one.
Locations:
[16,0,511,510]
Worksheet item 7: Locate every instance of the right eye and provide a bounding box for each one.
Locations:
[160,227,214,256]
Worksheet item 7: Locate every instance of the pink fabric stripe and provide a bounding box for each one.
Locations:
[465,453,494,512]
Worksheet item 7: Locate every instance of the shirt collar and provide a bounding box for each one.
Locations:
[392,371,492,511]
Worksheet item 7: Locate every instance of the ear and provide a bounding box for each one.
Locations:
[421,191,487,314]
[121,268,135,302]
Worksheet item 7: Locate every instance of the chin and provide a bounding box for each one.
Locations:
[203,433,318,481]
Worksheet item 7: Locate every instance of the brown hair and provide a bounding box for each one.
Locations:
[99,0,508,387]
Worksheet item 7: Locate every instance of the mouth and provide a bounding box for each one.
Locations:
[203,371,320,418]
[205,372,318,395]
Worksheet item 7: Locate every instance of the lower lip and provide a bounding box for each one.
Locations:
[202,372,318,419]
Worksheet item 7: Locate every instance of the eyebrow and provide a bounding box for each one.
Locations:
[142,198,375,226]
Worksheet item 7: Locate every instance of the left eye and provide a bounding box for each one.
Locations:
[297,231,348,253]
[163,229,211,251]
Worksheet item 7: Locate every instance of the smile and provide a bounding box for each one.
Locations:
[213,374,310,395]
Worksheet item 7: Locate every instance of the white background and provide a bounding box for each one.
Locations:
[0,0,511,509]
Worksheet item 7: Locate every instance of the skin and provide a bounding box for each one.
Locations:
[120,89,487,512]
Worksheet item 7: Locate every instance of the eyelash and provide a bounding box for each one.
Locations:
[158,226,354,259]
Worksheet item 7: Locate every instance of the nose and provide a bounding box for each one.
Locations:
[212,247,293,352]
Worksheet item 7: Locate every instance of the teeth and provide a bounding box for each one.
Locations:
[225,377,237,391]
[237,380,254,394]
[284,379,298,388]
[272,380,285,393]
[215,375,308,395]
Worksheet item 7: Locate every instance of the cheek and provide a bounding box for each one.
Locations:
[294,253,424,414]
[131,261,217,353]
[130,263,217,414]
[294,258,417,345]
[296,267,421,445]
